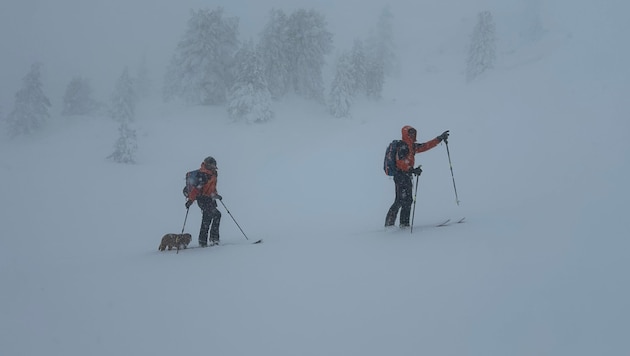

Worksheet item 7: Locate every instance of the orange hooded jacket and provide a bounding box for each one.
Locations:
[187,163,218,202]
[395,125,441,172]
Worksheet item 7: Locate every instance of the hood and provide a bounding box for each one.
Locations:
[401,125,417,144]
[200,163,217,174]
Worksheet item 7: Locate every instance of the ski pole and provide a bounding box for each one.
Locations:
[410,173,420,234]
[181,207,190,234]
[218,199,249,240]
[444,139,460,205]
[176,208,191,254]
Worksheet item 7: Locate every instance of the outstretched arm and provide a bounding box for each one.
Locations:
[415,130,449,153]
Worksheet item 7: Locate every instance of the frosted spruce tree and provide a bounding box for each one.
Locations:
[368,6,398,77]
[109,68,135,122]
[227,40,273,123]
[286,9,333,102]
[522,0,544,43]
[108,68,138,164]
[62,76,98,116]
[258,8,291,100]
[107,121,138,164]
[135,53,152,100]
[364,56,385,101]
[349,40,368,95]
[466,11,497,82]
[328,51,355,118]
[6,63,51,137]
[163,7,239,105]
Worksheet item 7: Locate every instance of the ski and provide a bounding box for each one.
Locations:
[437,217,466,227]
[436,219,451,227]
[177,239,263,250]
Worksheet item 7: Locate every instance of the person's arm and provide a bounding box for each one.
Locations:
[415,130,449,153]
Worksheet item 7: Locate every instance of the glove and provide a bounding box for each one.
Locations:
[411,166,423,176]
[185,200,193,209]
[437,130,450,142]
[212,194,222,201]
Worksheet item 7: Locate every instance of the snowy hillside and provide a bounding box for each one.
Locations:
[2,1,630,356]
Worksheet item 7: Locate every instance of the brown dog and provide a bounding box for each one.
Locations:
[158,233,192,252]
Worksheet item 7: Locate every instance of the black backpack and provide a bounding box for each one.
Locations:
[383,140,403,176]
[182,169,208,198]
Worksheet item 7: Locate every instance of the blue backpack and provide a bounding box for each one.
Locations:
[182,169,208,198]
[383,140,403,176]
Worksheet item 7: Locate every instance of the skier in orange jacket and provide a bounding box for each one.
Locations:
[385,126,449,228]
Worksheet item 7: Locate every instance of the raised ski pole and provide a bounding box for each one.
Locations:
[444,138,460,205]
[410,169,421,234]
[218,199,249,240]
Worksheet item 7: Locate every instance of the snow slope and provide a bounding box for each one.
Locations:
[1,2,629,356]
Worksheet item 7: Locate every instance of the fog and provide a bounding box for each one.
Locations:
[1,1,629,354]
[0,0,577,111]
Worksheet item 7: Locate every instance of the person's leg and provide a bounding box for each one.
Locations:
[198,197,212,246]
[385,173,406,226]
[209,208,221,245]
[398,175,414,227]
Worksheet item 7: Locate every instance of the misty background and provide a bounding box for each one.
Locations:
[4,0,626,114]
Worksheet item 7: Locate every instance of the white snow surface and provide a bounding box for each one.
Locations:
[1,2,630,356]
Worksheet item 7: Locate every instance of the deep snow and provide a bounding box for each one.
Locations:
[1,1,629,355]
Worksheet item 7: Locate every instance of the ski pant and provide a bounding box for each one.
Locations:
[385,172,413,227]
[197,196,221,244]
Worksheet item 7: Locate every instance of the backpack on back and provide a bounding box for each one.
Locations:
[183,169,208,198]
[383,140,403,176]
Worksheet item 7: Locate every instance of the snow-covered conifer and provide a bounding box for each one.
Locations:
[370,6,398,77]
[364,57,385,101]
[108,68,138,163]
[349,40,368,94]
[285,9,333,102]
[62,76,98,116]
[135,53,151,100]
[466,11,497,82]
[328,51,355,118]
[258,9,291,100]
[109,68,135,122]
[227,40,273,123]
[522,0,544,43]
[6,63,51,137]
[107,121,138,164]
[163,7,239,105]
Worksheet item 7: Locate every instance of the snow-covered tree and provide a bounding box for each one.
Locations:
[62,76,98,116]
[227,40,273,123]
[110,67,135,122]
[367,6,398,77]
[364,57,385,100]
[286,9,333,102]
[521,0,544,43]
[258,8,291,99]
[135,53,151,100]
[163,7,239,105]
[108,67,138,163]
[349,40,368,94]
[6,63,51,137]
[466,11,497,82]
[107,121,138,164]
[328,51,355,118]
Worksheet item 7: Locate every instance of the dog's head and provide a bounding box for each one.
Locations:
[178,233,192,246]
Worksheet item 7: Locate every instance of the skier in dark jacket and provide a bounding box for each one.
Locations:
[185,156,222,246]
[385,126,449,228]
